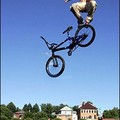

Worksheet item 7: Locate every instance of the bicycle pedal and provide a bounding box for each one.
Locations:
[68,51,72,56]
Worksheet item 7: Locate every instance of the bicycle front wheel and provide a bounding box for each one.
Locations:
[46,55,65,77]
[75,24,96,47]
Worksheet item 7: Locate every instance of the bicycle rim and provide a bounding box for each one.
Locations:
[76,24,95,47]
[46,55,65,77]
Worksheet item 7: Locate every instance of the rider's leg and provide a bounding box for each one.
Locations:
[70,7,83,25]
[85,1,97,24]
[70,2,86,25]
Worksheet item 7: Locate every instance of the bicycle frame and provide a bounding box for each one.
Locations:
[41,34,86,56]
[40,24,92,56]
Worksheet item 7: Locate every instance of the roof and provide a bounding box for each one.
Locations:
[80,102,97,109]
[60,106,72,111]
[15,110,25,114]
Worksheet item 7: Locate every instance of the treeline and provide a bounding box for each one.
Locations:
[102,107,120,119]
[1,102,120,120]
[0,102,78,120]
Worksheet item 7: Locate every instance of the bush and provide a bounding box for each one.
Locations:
[11,118,20,120]
[24,118,33,120]
[0,115,9,120]
[39,118,48,120]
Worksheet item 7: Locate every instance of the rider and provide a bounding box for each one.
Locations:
[65,0,97,26]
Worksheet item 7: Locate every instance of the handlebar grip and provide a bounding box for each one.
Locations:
[40,36,45,40]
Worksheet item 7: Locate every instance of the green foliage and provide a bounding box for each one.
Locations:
[32,103,40,113]
[32,113,41,120]
[52,106,60,113]
[23,103,33,112]
[72,105,79,112]
[103,107,119,119]
[32,112,48,120]
[23,104,29,112]
[11,118,19,120]
[24,112,33,119]
[0,104,13,119]
[24,118,33,120]
[28,103,33,112]
[0,115,9,120]
[39,118,48,120]
[7,102,16,113]
[39,111,48,118]
[41,103,54,118]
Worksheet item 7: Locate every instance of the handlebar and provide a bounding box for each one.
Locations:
[40,36,57,50]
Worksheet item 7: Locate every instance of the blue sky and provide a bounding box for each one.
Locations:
[1,0,119,113]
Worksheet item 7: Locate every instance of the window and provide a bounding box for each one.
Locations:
[94,115,96,119]
[94,110,97,113]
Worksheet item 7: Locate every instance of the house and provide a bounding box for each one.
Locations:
[57,106,78,120]
[13,110,25,119]
[78,101,98,120]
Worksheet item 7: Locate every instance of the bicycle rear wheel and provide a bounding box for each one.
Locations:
[75,24,96,47]
[46,55,65,77]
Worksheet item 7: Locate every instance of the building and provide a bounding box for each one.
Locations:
[57,106,78,120]
[78,101,98,120]
[13,110,25,119]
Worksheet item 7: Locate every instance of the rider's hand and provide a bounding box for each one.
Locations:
[85,20,89,25]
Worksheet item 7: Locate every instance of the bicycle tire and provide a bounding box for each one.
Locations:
[46,55,65,77]
[75,24,96,47]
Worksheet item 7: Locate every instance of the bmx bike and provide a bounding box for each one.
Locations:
[40,24,96,77]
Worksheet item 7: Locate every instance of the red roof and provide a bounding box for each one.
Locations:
[80,102,97,109]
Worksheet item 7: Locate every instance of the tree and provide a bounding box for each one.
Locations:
[39,111,48,118]
[72,105,79,112]
[32,112,48,120]
[103,107,119,119]
[33,113,41,120]
[0,115,9,120]
[41,103,53,118]
[7,102,16,113]
[32,103,40,113]
[39,118,48,120]
[24,118,33,120]
[23,104,29,112]
[28,103,33,112]
[0,104,13,119]
[24,111,33,119]
[23,103,32,112]
[53,105,60,113]
[59,104,67,109]
[11,118,19,120]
